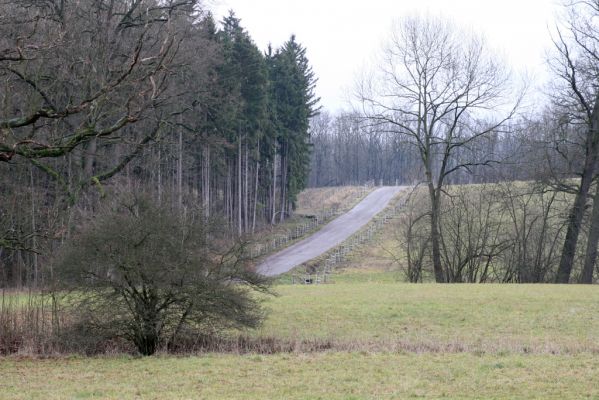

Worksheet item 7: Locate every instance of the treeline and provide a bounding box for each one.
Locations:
[309,108,596,283]
[309,112,551,187]
[0,0,318,287]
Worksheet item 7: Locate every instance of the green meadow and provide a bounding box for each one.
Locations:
[3,280,599,399]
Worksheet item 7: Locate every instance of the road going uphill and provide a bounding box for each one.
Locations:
[258,186,406,276]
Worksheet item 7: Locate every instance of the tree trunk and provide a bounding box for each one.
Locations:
[244,143,249,232]
[279,142,288,223]
[556,98,599,283]
[177,125,183,211]
[428,185,444,283]
[425,150,445,283]
[580,182,599,283]
[556,172,594,282]
[237,138,242,235]
[271,153,277,224]
[226,160,232,226]
[252,161,260,233]
[157,145,162,205]
[202,145,210,218]
[29,166,38,288]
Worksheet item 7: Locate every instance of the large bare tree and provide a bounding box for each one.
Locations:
[549,0,599,283]
[357,15,518,282]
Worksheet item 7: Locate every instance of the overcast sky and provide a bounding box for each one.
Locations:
[211,0,561,113]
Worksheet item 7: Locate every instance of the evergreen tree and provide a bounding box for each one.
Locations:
[217,12,269,232]
[269,35,320,214]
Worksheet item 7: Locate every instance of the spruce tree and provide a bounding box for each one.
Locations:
[269,35,320,213]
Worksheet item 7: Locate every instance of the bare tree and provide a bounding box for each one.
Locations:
[0,0,196,182]
[54,195,270,356]
[549,0,599,283]
[439,184,507,283]
[357,15,518,282]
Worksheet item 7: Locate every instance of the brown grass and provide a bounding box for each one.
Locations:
[0,291,61,355]
[295,185,370,215]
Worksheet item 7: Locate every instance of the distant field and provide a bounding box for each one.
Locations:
[3,282,599,398]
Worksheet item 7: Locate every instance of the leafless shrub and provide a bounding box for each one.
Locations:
[391,189,431,282]
[439,184,509,283]
[497,183,570,283]
[0,290,62,355]
[53,194,271,356]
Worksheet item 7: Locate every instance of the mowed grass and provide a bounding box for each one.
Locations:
[3,352,599,399]
[3,282,599,399]
[255,283,599,353]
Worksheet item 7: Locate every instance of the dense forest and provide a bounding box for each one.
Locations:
[0,1,318,287]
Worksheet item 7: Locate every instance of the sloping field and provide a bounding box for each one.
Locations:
[295,186,373,215]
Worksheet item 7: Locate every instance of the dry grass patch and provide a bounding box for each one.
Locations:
[295,185,371,215]
[331,220,401,273]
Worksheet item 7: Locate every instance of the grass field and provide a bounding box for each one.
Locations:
[254,282,599,353]
[3,352,599,399]
[3,281,599,399]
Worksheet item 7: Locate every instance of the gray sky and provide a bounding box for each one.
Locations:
[212,0,561,113]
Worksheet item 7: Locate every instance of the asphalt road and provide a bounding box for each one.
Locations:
[257,186,406,276]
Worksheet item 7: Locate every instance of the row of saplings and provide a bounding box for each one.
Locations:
[52,195,271,356]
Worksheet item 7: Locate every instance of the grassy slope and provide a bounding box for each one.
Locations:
[295,186,372,215]
[328,223,400,273]
[328,182,577,280]
[3,283,599,399]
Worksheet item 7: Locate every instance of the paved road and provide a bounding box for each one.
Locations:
[257,186,406,276]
